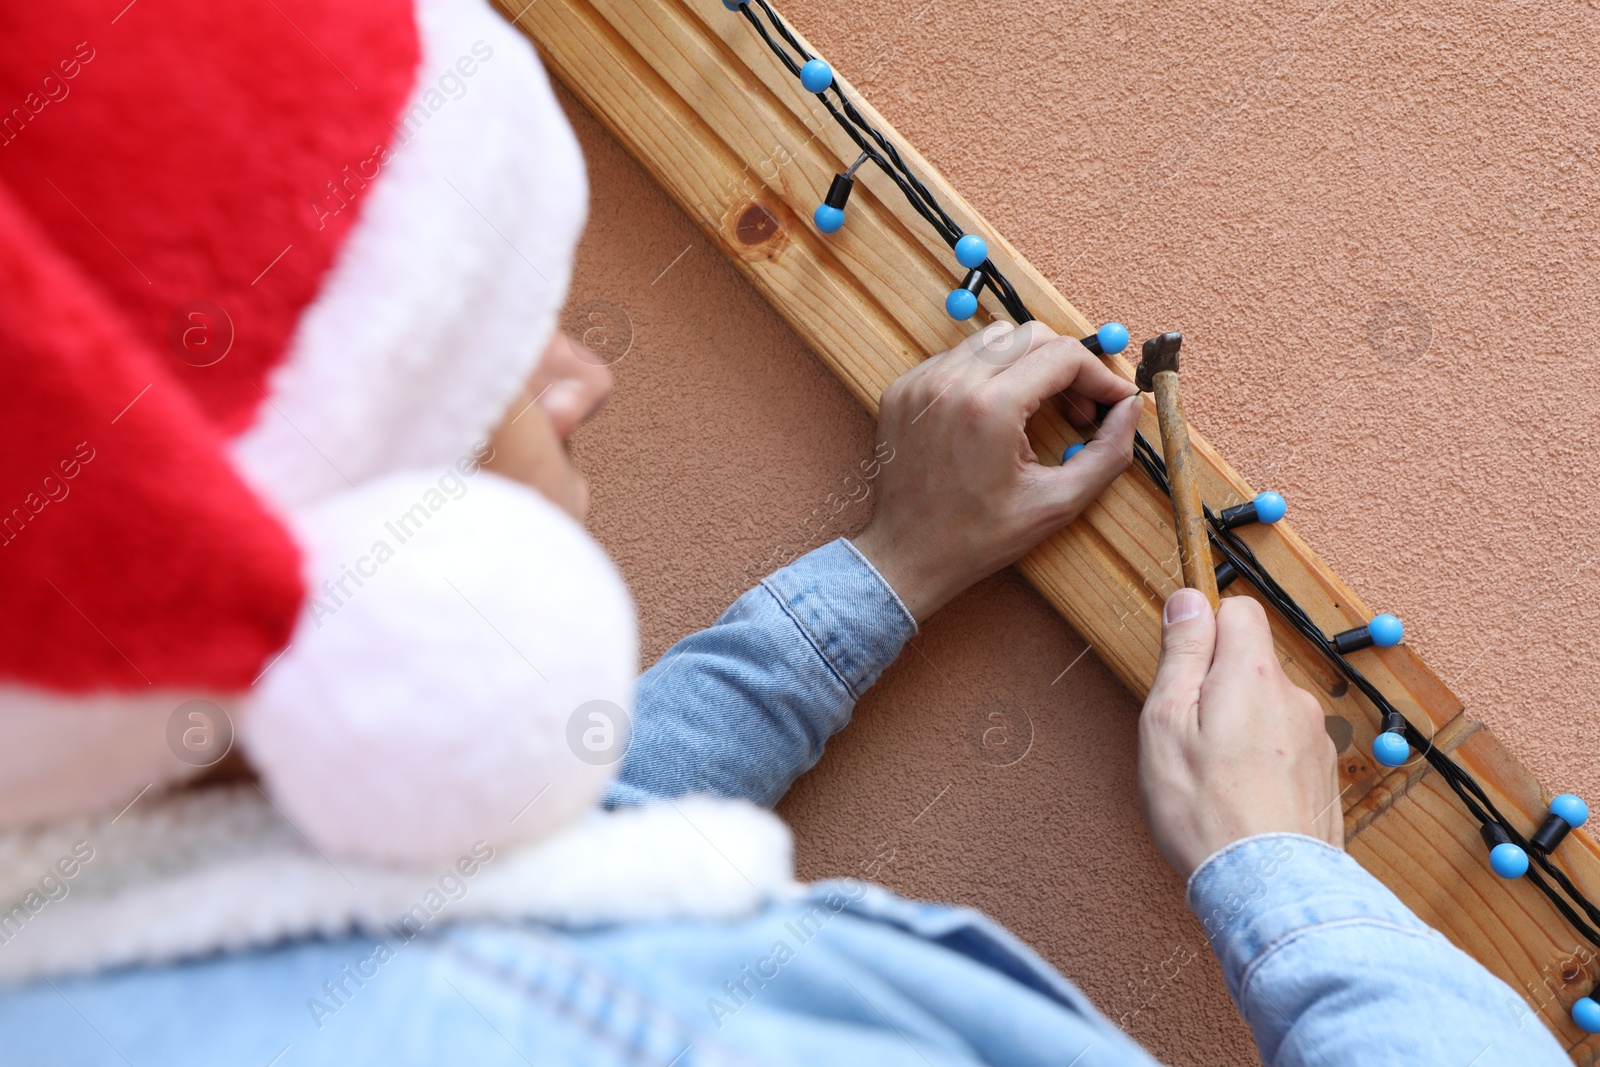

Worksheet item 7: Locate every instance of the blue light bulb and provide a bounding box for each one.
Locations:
[1552,793,1590,829]
[800,59,833,93]
[1063,444,1086,462]
[1372,731,1409,767]
[1368,613,1404,648]
[1489,841,1529,879]
[1096,322,1130,355]
[954,234,987,269]
[1573,997,1600,1034]
[814,204,845,233]
[946,289,978,320]
[1253,491,1287,524]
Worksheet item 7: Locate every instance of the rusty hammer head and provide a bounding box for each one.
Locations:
[1135,331,1183,393]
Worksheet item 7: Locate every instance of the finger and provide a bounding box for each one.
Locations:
[978,319,1057,372]
[896,319,1017,390]
[940,319,1043,369]
[1058,386,1100,431]
[947,319,1055,377]
[884,321,1015,416]
[1033,393,1141,518]
[1211,595,1278,677]
[992,335,1138,411]
[1201,596,1282,732]
[1142,587,1218,738]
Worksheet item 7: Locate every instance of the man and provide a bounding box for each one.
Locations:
[0,0,1563,1060]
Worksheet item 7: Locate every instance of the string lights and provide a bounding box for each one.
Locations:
[726,0,1600,1031]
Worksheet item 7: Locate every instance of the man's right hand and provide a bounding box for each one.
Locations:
[1138,589,1344,879]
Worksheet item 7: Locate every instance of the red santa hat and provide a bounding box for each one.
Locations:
[0,0,637,862]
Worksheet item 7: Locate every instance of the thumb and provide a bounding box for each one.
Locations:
[1142,588,1218,733]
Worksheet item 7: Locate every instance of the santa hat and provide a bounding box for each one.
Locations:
[0,0,636,862]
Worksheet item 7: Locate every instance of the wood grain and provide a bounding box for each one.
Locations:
[497,0,1600,1054]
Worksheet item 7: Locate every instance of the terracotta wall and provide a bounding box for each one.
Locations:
[552,2,1600,1061]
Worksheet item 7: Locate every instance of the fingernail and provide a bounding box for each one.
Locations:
[1164,588,1206,626]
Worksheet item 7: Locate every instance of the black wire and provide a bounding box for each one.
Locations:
[1132,433,1600,949]
[732,0,1600,954]
[742,0,1033,323]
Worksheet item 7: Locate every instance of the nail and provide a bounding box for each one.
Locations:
[1164,588,1206,626]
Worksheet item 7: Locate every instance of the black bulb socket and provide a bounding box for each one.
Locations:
[1219,500,1262,529]
[1333,625,1375,655]
[1531,813,1575,854]
[824,173,854,210]
[1480,822,1517,853]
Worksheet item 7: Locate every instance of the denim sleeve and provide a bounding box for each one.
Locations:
[604,538,917,809]
[1190,834,1569,1065]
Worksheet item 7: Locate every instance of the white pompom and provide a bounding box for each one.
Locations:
[241,469,637,865]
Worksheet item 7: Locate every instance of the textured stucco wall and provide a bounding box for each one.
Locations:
[554,2,1600,1061]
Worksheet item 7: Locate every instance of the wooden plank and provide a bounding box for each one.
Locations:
[1349,727,1600,1059]
[497,0,1600,1053]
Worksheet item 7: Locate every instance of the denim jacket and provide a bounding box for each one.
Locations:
[0,540,1566,1066]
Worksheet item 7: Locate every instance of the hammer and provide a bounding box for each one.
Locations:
[1136,332,1218,609]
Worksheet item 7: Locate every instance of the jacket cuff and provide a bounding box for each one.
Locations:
[761,538,917,699]
[1186,833,1430,1001]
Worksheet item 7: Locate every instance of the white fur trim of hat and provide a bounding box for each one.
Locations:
[241,467,638,865]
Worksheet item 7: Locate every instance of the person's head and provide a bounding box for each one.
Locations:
[242,328,638,865]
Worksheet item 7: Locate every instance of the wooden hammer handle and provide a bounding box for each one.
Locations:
[1151,370,1219,609]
